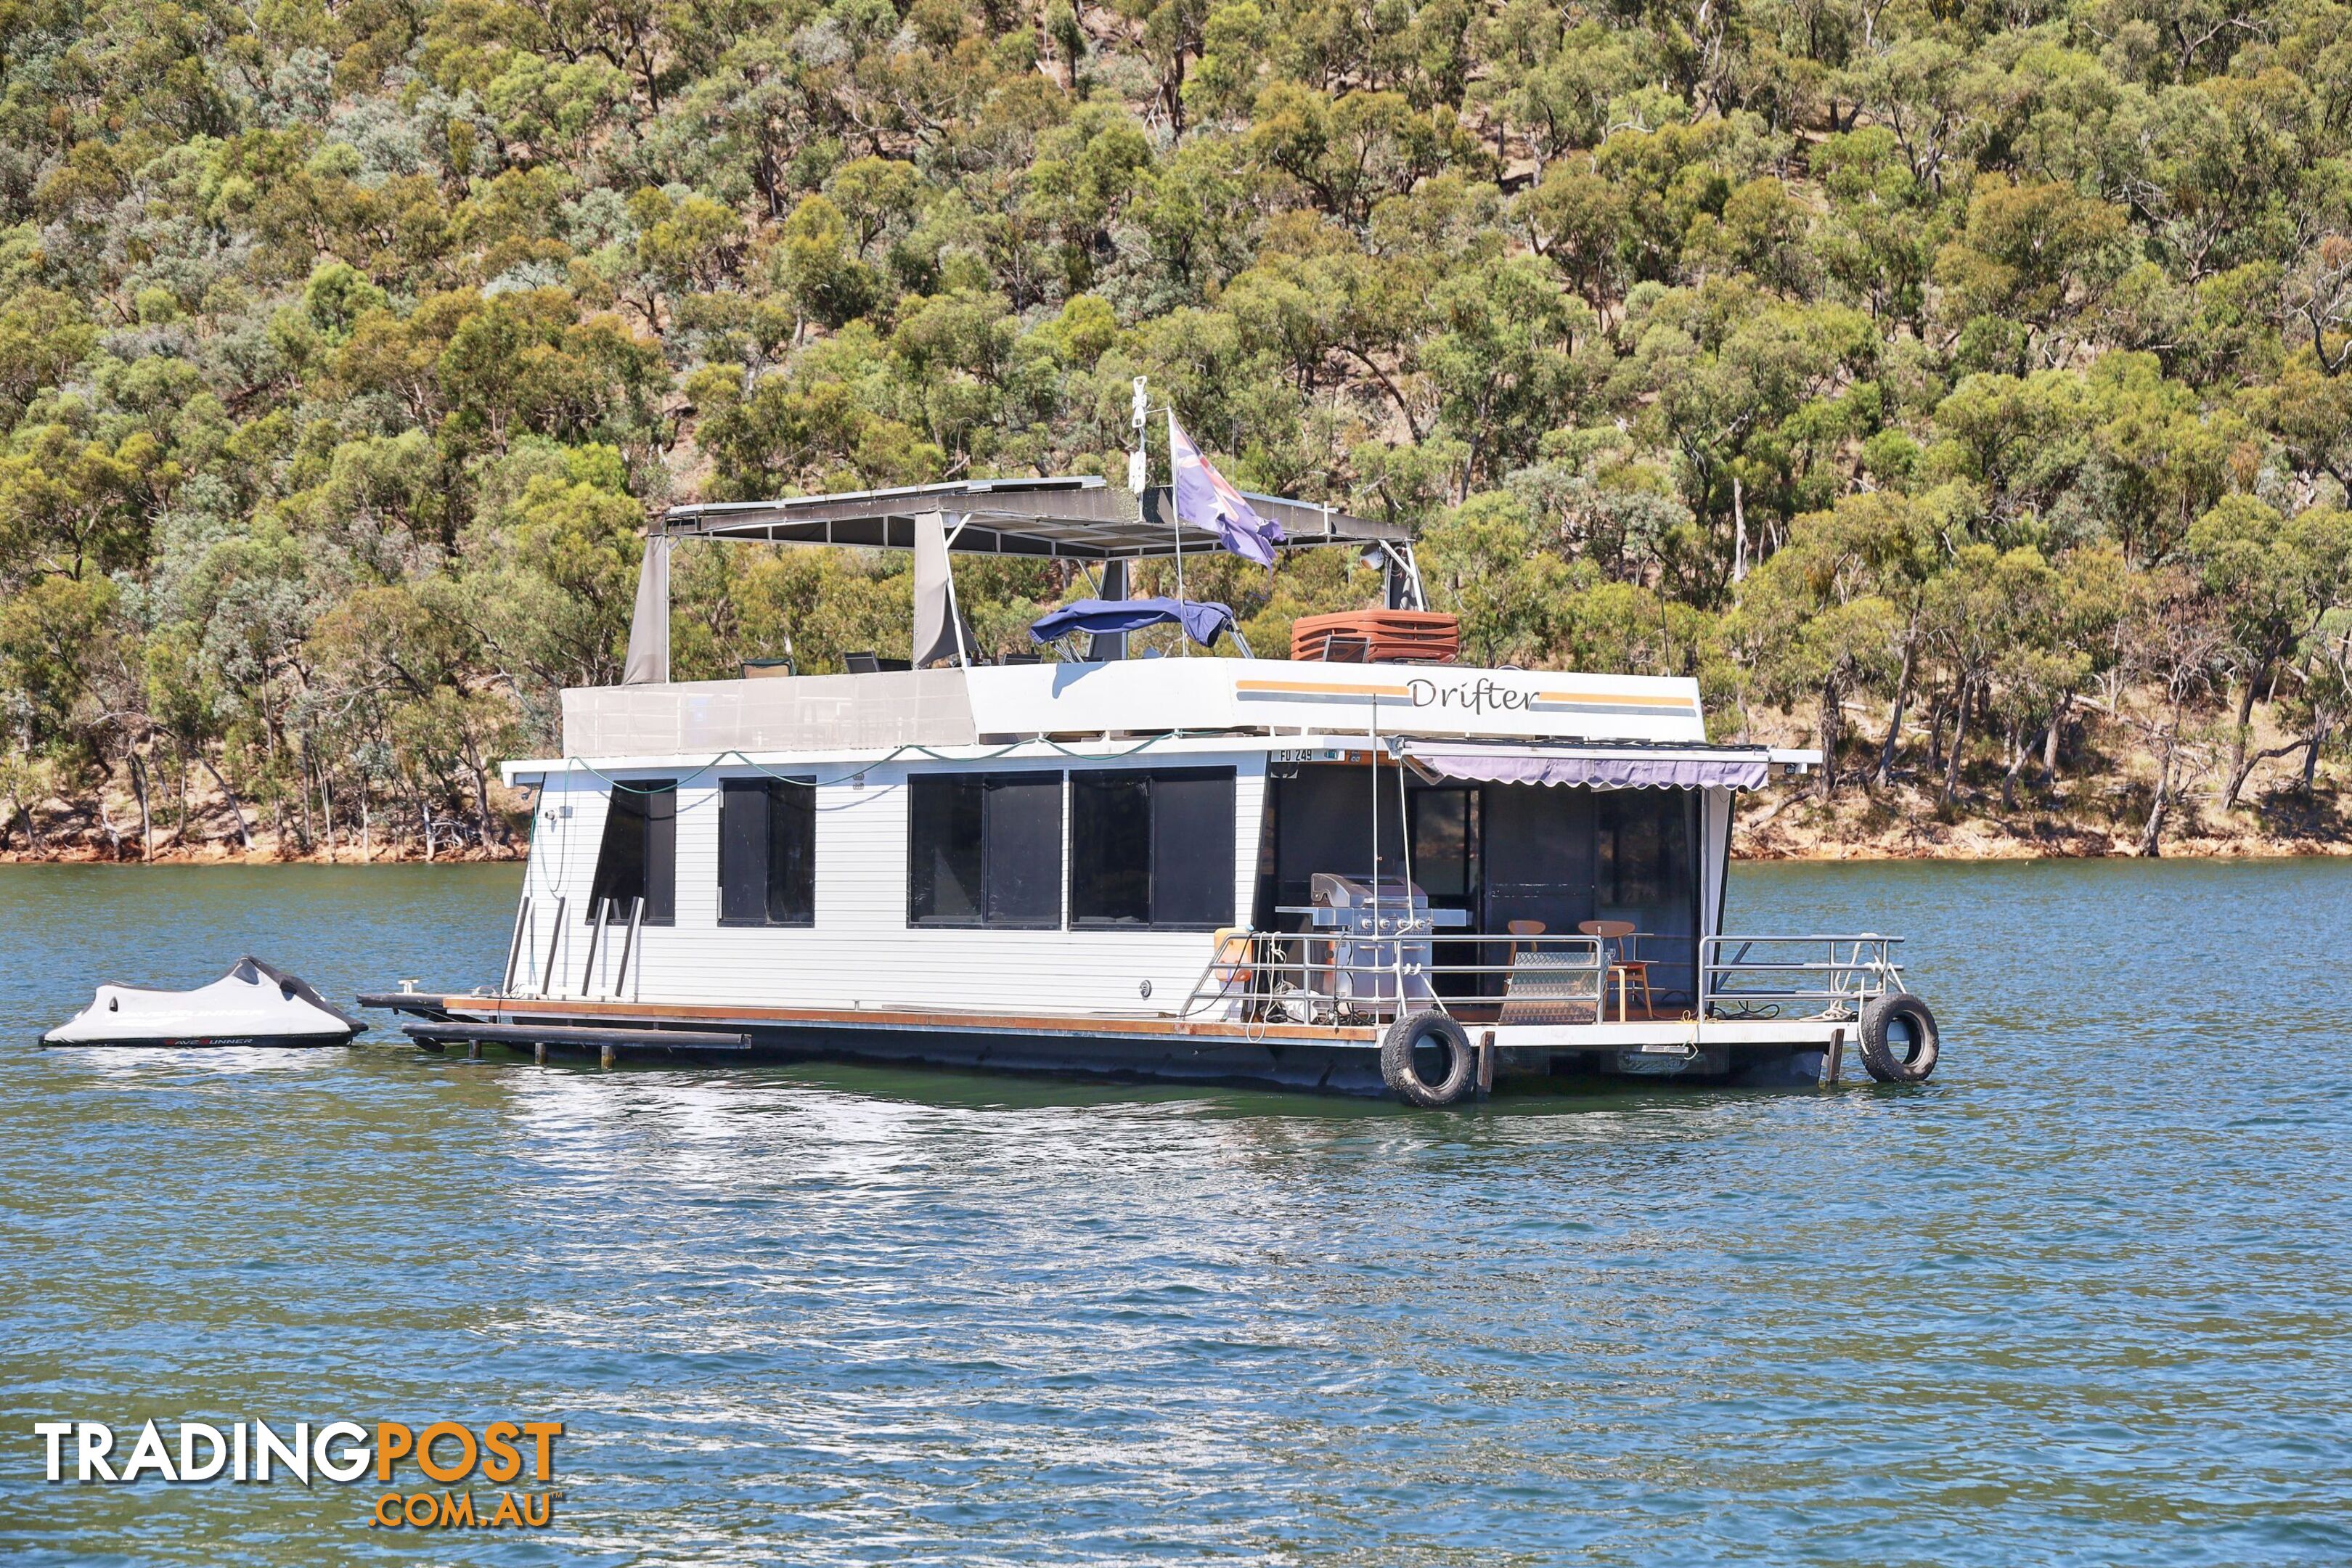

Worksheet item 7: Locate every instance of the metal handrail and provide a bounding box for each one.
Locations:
[615,897,645,1002]
[502,899,531,995]
[502,893,567,999]
[1177,929,1607,1026]
[540,896,565,997]
[581,898,609,997]
[1699,934,1905,1018]
[573,896,648,1001]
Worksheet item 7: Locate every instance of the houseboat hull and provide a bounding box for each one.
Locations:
[359,993,1845,1095]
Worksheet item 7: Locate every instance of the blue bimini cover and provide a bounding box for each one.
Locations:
[1029,597,1237,650]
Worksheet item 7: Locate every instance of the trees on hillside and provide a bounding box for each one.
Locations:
[1,0,2350,854]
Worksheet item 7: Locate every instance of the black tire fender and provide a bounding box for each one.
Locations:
[1859,992,1940,1084]
[1381,1011,1474,1107]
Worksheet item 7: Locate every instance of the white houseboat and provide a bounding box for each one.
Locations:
[363,476,1940,1103]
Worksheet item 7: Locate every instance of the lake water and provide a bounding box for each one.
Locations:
[1,859,2346,1565]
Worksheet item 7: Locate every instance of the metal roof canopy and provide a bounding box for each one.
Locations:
[659,476,1411,560]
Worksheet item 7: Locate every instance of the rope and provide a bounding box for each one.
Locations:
[558,732,1185,795]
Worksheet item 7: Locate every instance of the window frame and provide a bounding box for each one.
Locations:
[586,777,677,927]
[1069,766,1236,931]
[905,769,1066,930]
[717,776,817,928]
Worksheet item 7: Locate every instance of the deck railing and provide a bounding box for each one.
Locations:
[501,894,642,1002]
[1178,930,1608,1026]
[1698,935,1905,1020]
[1180,928,1907,1028]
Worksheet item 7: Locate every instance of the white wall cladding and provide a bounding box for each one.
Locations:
[510,754,1269,1016]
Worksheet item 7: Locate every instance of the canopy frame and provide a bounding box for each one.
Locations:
[658,477,1410,560]
[630,476,1425,681]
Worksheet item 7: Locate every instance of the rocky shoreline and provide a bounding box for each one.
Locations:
[6,802,2344,867]
[4,752,2346,867]
[1732,779,2352,862]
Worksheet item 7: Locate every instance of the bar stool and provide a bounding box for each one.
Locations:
[1578,920,1652,1021]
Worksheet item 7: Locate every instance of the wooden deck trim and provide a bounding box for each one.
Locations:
[423,994,1382,1045]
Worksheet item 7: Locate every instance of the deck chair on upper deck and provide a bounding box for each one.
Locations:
[1498,920,1600,1026]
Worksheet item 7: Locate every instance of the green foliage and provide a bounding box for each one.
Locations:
[4,0,2352,852]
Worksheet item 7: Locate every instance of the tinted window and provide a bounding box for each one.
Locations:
[588,780,675,926]
[1408,788,1478,902]
[1270,763,1405,915]
[984,775,1063,926]
[1151,770,1235,926]
[1596,788,1699,1003]
[1482,782,1593,940]
[910,772,1061,927]
[908,775,984,923]
[1071,769,1233,928]
[1071,776,1151,924]
[719,779,814,926]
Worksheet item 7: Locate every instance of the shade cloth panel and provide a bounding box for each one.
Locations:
[621,534,671,685]
[1406,746,1768,791]
[1029,597,1236,649]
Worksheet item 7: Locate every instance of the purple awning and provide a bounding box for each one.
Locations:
[1405,746,1769,791]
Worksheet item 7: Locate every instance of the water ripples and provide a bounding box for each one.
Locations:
[0,860,2346,1564]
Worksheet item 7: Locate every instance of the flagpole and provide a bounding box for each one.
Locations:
[1166,407,1188,656]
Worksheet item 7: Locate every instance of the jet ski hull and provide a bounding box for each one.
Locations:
[43,957,364,1048]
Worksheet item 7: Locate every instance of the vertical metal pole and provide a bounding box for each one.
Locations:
[942,515,973,669]
[1821,1026,1845,1088]
[542,896,566,999]
[502,897,531,997]
[617,896,644,1001]
[1164,408,1188,654]
[581,898,608,998]
[1089,560,1130,661]
[1392,732,1413,1012]
[1368,699,1386,1014]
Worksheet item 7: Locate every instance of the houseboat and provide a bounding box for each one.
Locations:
[362,475,1940,1103]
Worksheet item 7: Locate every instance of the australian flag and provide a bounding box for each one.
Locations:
[1169,413,1284,567]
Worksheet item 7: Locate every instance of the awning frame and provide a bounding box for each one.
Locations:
[1400,741,1783,791]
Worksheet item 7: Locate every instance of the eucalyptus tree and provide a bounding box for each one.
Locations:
[2186,498,2352,808]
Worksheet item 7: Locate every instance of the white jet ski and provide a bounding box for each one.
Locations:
[43,957,364,1048]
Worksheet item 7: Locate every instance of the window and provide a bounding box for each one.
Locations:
[1596,789,1691,912]
[1408,788,1479,902]
[1266,763,1406,917]
[1071,768,1235,928]
[719,778,814,926]
[1596,788,1699,1003]
[588,780,675,925]
[908,772,1062,927]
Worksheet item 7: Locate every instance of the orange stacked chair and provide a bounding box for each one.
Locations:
[1290,610,1461,664]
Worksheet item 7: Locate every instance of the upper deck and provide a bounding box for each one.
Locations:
[551,471,1795,773]
[551,658,1715,766]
